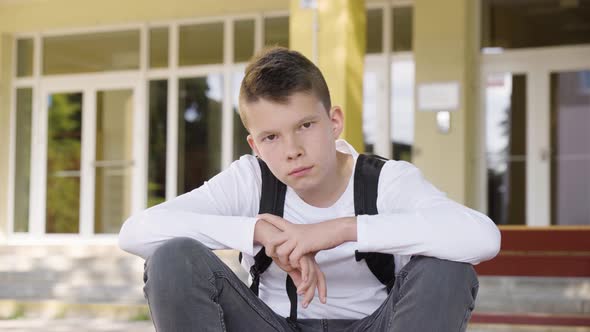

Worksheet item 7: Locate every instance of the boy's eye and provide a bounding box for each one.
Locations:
[301,122,312,129]
[264,134,277,141]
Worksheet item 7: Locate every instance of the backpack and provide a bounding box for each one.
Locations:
[239,154,396,322]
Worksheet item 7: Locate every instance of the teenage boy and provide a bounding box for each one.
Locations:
[119,46,501,332]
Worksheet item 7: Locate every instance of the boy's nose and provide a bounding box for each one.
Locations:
[285,138,303,160]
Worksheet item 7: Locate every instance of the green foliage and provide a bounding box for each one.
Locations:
[129,309,151,321]
[46,93,82,233]
[7,304,25,320]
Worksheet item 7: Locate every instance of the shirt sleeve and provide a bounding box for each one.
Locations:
[118,155,262,259]
[356,160,501,265]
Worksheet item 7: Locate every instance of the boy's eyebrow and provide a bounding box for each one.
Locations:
[295,115,320,126]
[255,115,321,140]
[256,130,275,140]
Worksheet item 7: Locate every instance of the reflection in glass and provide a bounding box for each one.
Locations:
[234,20,255,63]
[391,60,414,161]
[43,30,140,75]
[481,0,590,50]
[486,73,527,225]
[150,27,169,68]
[94,90,134,234]
[148,81,168,207]
[366,8,383,54]
[392,7,413,52]
[178,76,222,194]
[264,16,289,47]
[179,23,224,66]
[362,71,377,153]
[232,71,252,160]
[550,70,590,225]
[46,92,82,233]
[13,88,33,232]
[17,39,34,77]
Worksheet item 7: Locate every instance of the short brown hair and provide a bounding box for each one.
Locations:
[238,47,331,128]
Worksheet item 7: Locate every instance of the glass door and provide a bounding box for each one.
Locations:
[93,89,135,234]
[44,91,84,233]
[549,69,590,226]
[34,82,142,236]
[482,46,590,227]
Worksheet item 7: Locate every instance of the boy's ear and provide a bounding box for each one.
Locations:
[329,106,344,139]
[247,134,261,157]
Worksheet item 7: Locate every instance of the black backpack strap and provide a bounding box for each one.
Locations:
[248,159,299,322]
[353,154,397,293]
[239,159,300,322]
[243,158,287,296]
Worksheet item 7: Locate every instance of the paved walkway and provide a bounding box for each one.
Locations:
[1,319,589,332]
[0,318,155,332]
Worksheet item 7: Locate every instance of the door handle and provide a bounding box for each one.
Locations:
[92,160,135,167]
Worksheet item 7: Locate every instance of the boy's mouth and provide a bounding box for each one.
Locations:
[288,166,313,177]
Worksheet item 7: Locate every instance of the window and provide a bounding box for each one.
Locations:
[43,30,140,75]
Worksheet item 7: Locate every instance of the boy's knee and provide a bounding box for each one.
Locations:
[400,256,479,298]
[147,237,211,280]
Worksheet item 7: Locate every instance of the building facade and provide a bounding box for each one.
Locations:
[0,0,589,327]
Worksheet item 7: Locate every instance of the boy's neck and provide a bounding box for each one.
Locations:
[295,151,354,208]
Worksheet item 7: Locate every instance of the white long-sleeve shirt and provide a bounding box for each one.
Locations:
[119,139,500,319]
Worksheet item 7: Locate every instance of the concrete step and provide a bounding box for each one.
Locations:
[468,325,590,332]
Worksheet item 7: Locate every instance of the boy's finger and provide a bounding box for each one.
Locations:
[302,278,316,308]
[289,270,302,286]
[300,257,309,283]
[297,261,315,295]
[276,241,296,266]
[317,270,327,304]
[289,248,304,268]
[266,234,288,257]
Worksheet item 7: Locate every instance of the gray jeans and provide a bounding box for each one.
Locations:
[143,237,479,332]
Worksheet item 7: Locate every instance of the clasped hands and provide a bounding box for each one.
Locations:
[256,213,356,309]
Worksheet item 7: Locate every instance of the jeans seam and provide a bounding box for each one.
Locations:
[211,271,283,331]
[457,282,478,332]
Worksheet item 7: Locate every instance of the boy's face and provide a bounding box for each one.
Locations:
[244,92,344,193]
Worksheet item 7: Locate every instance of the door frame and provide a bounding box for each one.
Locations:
[479,44,590,227]
[27,73,146,239]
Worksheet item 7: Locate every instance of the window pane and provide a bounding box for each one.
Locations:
[391,60,414,162]
[179,23,224,66]
[150,27,169,68]
[178,75,222,194]
[366,9,383,54]
[94,90,134,234]
[234,20,255,63]
[264,16,289,47]
[43,30,140,75]
[363,71,378,153]
[46,92,82,233]
[392,7,413,52]
[550,70,590,226]
[148,80,168,207]
[16,38,34,77]
[486,73,527,225]
[13,88,33,232]
[232,70,252,160]
[482,0,590,50]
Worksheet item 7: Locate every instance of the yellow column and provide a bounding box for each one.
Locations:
[290,0,366,152]
[413,0,478,205]
[0,34,13,238]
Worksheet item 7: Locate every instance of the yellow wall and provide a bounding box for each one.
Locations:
[413,0,478,205]
[0,35,13,239]
[0,0,288,33]
[289,0,366,152]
